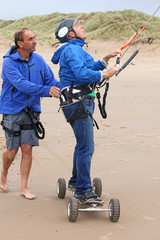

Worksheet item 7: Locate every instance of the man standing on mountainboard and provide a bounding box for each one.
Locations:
[0,28,60,199]
[52,19,121,203]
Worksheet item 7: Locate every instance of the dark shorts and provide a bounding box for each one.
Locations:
[2,111,39,150]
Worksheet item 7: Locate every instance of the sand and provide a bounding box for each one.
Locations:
[0,38,160,240]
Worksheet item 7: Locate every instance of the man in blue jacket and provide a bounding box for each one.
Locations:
[0,28,60,199]
[52,19,121,203]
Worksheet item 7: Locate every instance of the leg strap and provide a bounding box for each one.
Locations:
[1,120,34,137]
[67,102,99,129]
[1,121,21,137]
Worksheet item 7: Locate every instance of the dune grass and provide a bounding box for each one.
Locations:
[0,10,159,45]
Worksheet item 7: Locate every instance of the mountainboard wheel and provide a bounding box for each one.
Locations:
[108,198,120,222]
[57,178,66,199]
[67,197,79,222]
[93,178,102,197]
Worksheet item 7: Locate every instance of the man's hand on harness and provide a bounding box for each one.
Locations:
[49,86,60,98]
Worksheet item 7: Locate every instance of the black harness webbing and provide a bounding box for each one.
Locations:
[60,84,93,107]
[60,81,110,129]
[96,80,109,119]
[1,108,45,139]
[23,108,45,140]
[67,101,99,129]
[1,121,33,137]
[1,121,20,137]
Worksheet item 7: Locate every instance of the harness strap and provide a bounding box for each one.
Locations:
[60,84,99,129]
[21,124,34,130]
[23,108,45,140]
[84,109,99,129]
[96,80,109,119]
[1,120,34,137]
[1,109,45,140]
[60,84,93,107]
[1,121,21,137]
[67,102,99,129]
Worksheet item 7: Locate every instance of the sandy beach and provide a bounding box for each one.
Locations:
[0,38,160,240]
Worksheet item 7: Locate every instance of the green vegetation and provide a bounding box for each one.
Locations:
[0,10,160,45]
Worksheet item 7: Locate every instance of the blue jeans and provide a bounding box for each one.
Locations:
[62,99,95,194]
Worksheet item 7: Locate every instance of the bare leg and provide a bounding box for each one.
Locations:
[0,149,18,192]
[20,144,36,200]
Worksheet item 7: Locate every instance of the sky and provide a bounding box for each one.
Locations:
[0,0,160,20]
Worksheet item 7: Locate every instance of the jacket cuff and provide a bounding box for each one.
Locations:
[100,71,103,82]
[100,58,108,68]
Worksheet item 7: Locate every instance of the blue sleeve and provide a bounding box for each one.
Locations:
[43,60,60,88]
[65,46,101,83]
[2,58,51,97]
[92,60,106,71]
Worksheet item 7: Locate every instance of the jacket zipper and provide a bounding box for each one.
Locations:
[11,87,15,100]
[40,71,43,81]
[27,62,30,107]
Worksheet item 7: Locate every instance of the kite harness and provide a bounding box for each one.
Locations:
[1,108,45,139]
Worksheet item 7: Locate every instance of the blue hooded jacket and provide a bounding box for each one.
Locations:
[0,46,60,114]
[51,39,107,90]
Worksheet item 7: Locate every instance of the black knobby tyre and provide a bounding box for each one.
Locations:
[57,178,66,199]
[93,178,102,197]
[67,197,79,222]
[108,198,120,222]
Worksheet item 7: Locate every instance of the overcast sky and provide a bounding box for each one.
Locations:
[0,0,160,20]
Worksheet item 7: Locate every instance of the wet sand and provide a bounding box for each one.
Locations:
[0,39,160,240]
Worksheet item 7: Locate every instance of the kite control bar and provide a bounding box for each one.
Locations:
[115,50,139,76]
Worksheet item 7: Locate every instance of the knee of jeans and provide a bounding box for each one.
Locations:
[88,144,94,155]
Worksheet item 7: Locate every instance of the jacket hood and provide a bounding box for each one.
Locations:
[51,39,85,64]
[3,46,33,61]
